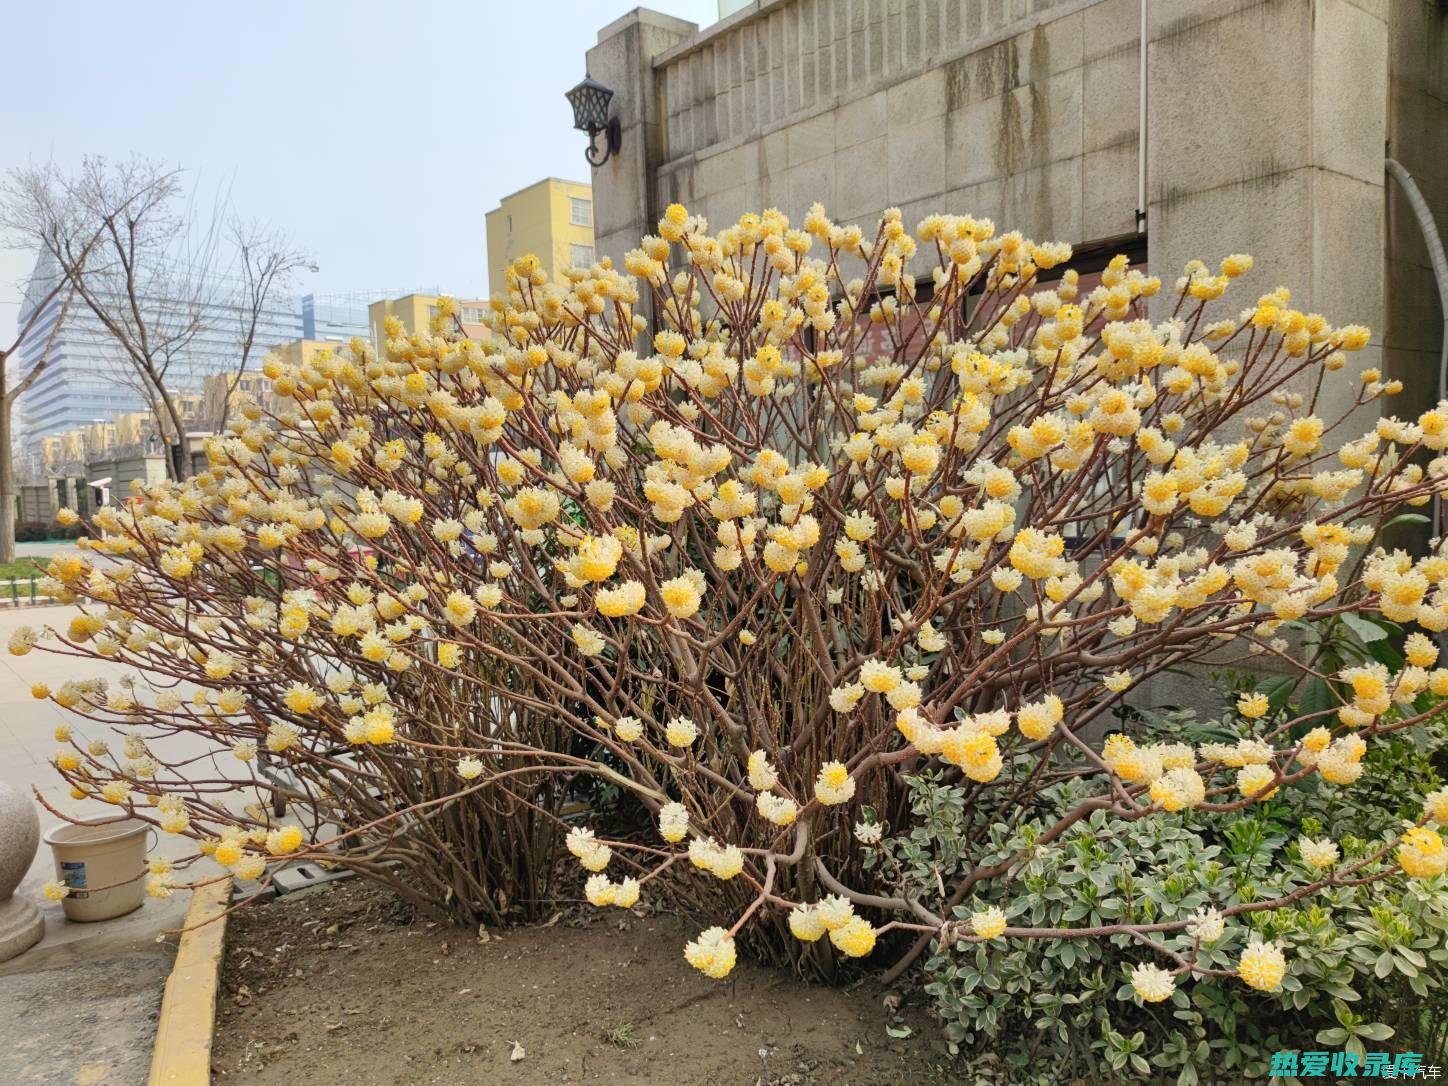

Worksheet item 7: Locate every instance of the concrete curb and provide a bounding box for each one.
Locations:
[147,879,232,1086]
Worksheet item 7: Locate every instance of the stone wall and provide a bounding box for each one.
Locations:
[595,0,1139,258]
[1385,0,1448,419]
[1147,0,1389,425]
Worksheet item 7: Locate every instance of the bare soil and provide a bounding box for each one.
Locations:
[211,880,955,1085]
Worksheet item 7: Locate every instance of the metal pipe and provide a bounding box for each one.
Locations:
[1137,0,1148,233]
[1385,158,1448,541]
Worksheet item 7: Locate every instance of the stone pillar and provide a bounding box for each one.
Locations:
[0,783,42,961]
[1147,0,1389,425]
[586,9,699,275]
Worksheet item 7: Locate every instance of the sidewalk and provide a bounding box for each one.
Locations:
[0,597,224,1086]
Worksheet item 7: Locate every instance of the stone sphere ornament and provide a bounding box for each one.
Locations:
[0,782,43,961]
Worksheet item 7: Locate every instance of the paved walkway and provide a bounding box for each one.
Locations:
[0,586,226,1085]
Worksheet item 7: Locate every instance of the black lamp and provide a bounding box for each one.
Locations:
[566,74,622,167]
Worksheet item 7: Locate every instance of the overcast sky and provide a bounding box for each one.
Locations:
[0,0,719,345]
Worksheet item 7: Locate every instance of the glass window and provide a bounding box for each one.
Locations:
[570,244,595,268]
[570,197,593,227]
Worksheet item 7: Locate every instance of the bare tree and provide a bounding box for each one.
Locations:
[3,156,309,482]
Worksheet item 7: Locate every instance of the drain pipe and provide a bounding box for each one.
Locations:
[1136,0,1148,233]
[1385,159,1448,541]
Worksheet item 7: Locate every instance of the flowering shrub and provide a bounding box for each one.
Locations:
[12,201,1448,993]
[898,712,1448,1082]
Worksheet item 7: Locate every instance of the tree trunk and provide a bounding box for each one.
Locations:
[0,398,16,565]
[155,385,189,481]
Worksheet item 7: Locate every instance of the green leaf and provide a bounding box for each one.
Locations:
[885,1024,913,1039]
[1357,1022,1395,1041]
[1384,512,1431,529]
[1316,1027,1349,1045]
[1298,678,1337,722]
[1340,613,1390,643]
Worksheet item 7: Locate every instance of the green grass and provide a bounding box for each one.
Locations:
[0,557,43,580]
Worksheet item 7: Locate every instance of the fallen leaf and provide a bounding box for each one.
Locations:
[885,1024,913,1039]
[510,1041,526,1062]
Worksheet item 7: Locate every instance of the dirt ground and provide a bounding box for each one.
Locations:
[211,881,955,1085]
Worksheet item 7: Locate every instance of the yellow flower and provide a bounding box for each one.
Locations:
[596,580,646,617]
[283,683,320,715]
[1220,253,1253,278]
[159,548,193,578]
[570,535,623,583]
[1237,764,1277,801]
[233,853,266,881]
[828,916,877,958]
[1424,786,1448,825]
[1398,827,1448,878]
[859,659,901,694]
[665,716,698,747]
[1406,632,1439,669]
[755,792,799,825]
[788,904,826,942]
[613,716,643,743]
[814,761,855,804]
[970,906,1007,940]
[747,750,778,791]
[101,780,131,804]
[160,810,189,834]
[1298,837,1339,869]
[829,682,865,713]
[683,927,736,979]
[614,877,641,908]
[585,873,617,907]
[659,575,701,619]
[571,624,606,656]
[266,826,304,855]
[1237,692,1269,720]
[214,840,243,867]
[362,710,396,745]
[658,801,689,842]
[1104,670,1133,694]
[42,880,71,901]
[1016,694,1063,741]
[444,590,477,627]
[1130,963,1176,1003]
[1237,941,1287,991]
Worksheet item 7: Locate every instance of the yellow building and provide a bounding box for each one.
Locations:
[485,178,594,294]
[367,294,489,346]
[273,338,347,369]
[202,339,352,426]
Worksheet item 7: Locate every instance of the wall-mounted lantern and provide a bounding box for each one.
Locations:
[566,75,621,167]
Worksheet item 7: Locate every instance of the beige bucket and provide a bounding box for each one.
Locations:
[42,818,150,922]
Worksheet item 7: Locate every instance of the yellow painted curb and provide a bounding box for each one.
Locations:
[148,880,232,1086]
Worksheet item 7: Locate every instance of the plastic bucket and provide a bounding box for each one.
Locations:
[41,818,149,922]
